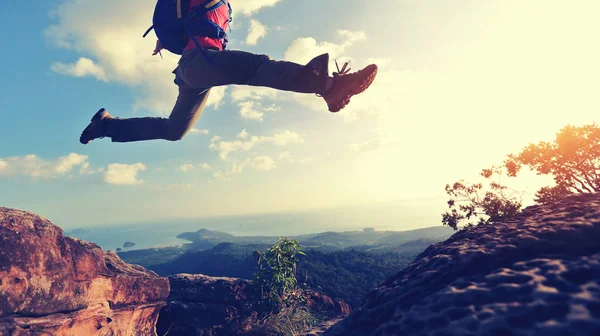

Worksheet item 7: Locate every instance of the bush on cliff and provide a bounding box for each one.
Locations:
[252,238,326,335]
[443,122,600,230]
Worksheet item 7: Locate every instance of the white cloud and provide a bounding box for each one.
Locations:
[246,19,268,45]
[238,101,265,121]
[54,153,89,174]
[252,156,276,171]
[238,129,249,138]
[233,0,282,16]
[237,101,279,121]
[231,86,280,121]
[190,128,209,135]
[179,164,194,172]
[0,153,89,179]
[231,86,278,102]
[178,163,211,172]
[270,130,303,146]
[103,163,146,185]
[284,30,367,65]
[206,86,227,109]
[212,155,276,181]
[209,130,304,160]
[45,0,225,115]
[79,161,105,176]
[50,58,108,82]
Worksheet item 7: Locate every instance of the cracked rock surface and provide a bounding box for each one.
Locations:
[319,193,600,336]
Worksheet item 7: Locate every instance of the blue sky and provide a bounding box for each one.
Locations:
[1,0,600,229]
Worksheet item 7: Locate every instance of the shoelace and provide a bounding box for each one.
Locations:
[333,60,352,77]
[316,59,352,97]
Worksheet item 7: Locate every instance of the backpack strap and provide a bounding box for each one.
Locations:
[186,0,230,51]
[176,0,183,18]
[188,0,226,18]
[183,0,226,64]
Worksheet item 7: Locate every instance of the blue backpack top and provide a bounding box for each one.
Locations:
[143,0,232,56]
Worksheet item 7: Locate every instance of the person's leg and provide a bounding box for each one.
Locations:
[80,68,211,144]
[105,86,211,142]
[178,48,377,112]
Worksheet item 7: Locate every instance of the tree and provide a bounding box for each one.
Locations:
[443,123,600,230]
[504,123,600,202]
[253,238,306,310]
[442,166,522,230]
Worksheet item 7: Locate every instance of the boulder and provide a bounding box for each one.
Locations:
[157,274,351,335]
[0,207,169,336]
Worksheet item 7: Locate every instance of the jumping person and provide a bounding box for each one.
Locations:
[79,0,378,144]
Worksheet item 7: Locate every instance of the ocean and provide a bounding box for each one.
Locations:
[65,201,443,251]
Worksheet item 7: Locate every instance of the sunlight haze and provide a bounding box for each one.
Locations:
[1,0,599,230]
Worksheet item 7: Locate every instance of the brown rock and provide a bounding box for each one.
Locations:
[0,207,169,335]
[306,291,351,317]
[157,274,351,336]
[157,274,260,336]
[321,193,600,335]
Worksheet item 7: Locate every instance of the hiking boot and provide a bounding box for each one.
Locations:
[321,61,378,113]
[79,108,113,144]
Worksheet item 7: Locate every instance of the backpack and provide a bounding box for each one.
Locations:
[142,0,232,56]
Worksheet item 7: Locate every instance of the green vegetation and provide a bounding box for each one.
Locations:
[253,238,305,309]
[117,226,451,308]
[251,238,323,336]
[443,123,600,230]
[297,249,414,307]
[120,241,420,307]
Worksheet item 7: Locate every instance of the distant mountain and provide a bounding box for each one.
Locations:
[176,228,235,241]
[174,226,454,251]
[296,226,453,250]
[118,225,455,308]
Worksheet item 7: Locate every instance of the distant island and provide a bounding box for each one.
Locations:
[123,242,136,248]
[66,228,90,235]
[173,226,453,251]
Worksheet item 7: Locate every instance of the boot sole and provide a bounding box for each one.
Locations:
[330,65,378,113]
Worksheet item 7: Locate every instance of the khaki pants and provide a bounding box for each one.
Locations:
[106,48,328,142]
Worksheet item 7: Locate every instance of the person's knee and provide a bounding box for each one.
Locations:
[165,125,189,141]
[165,133,184,141]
